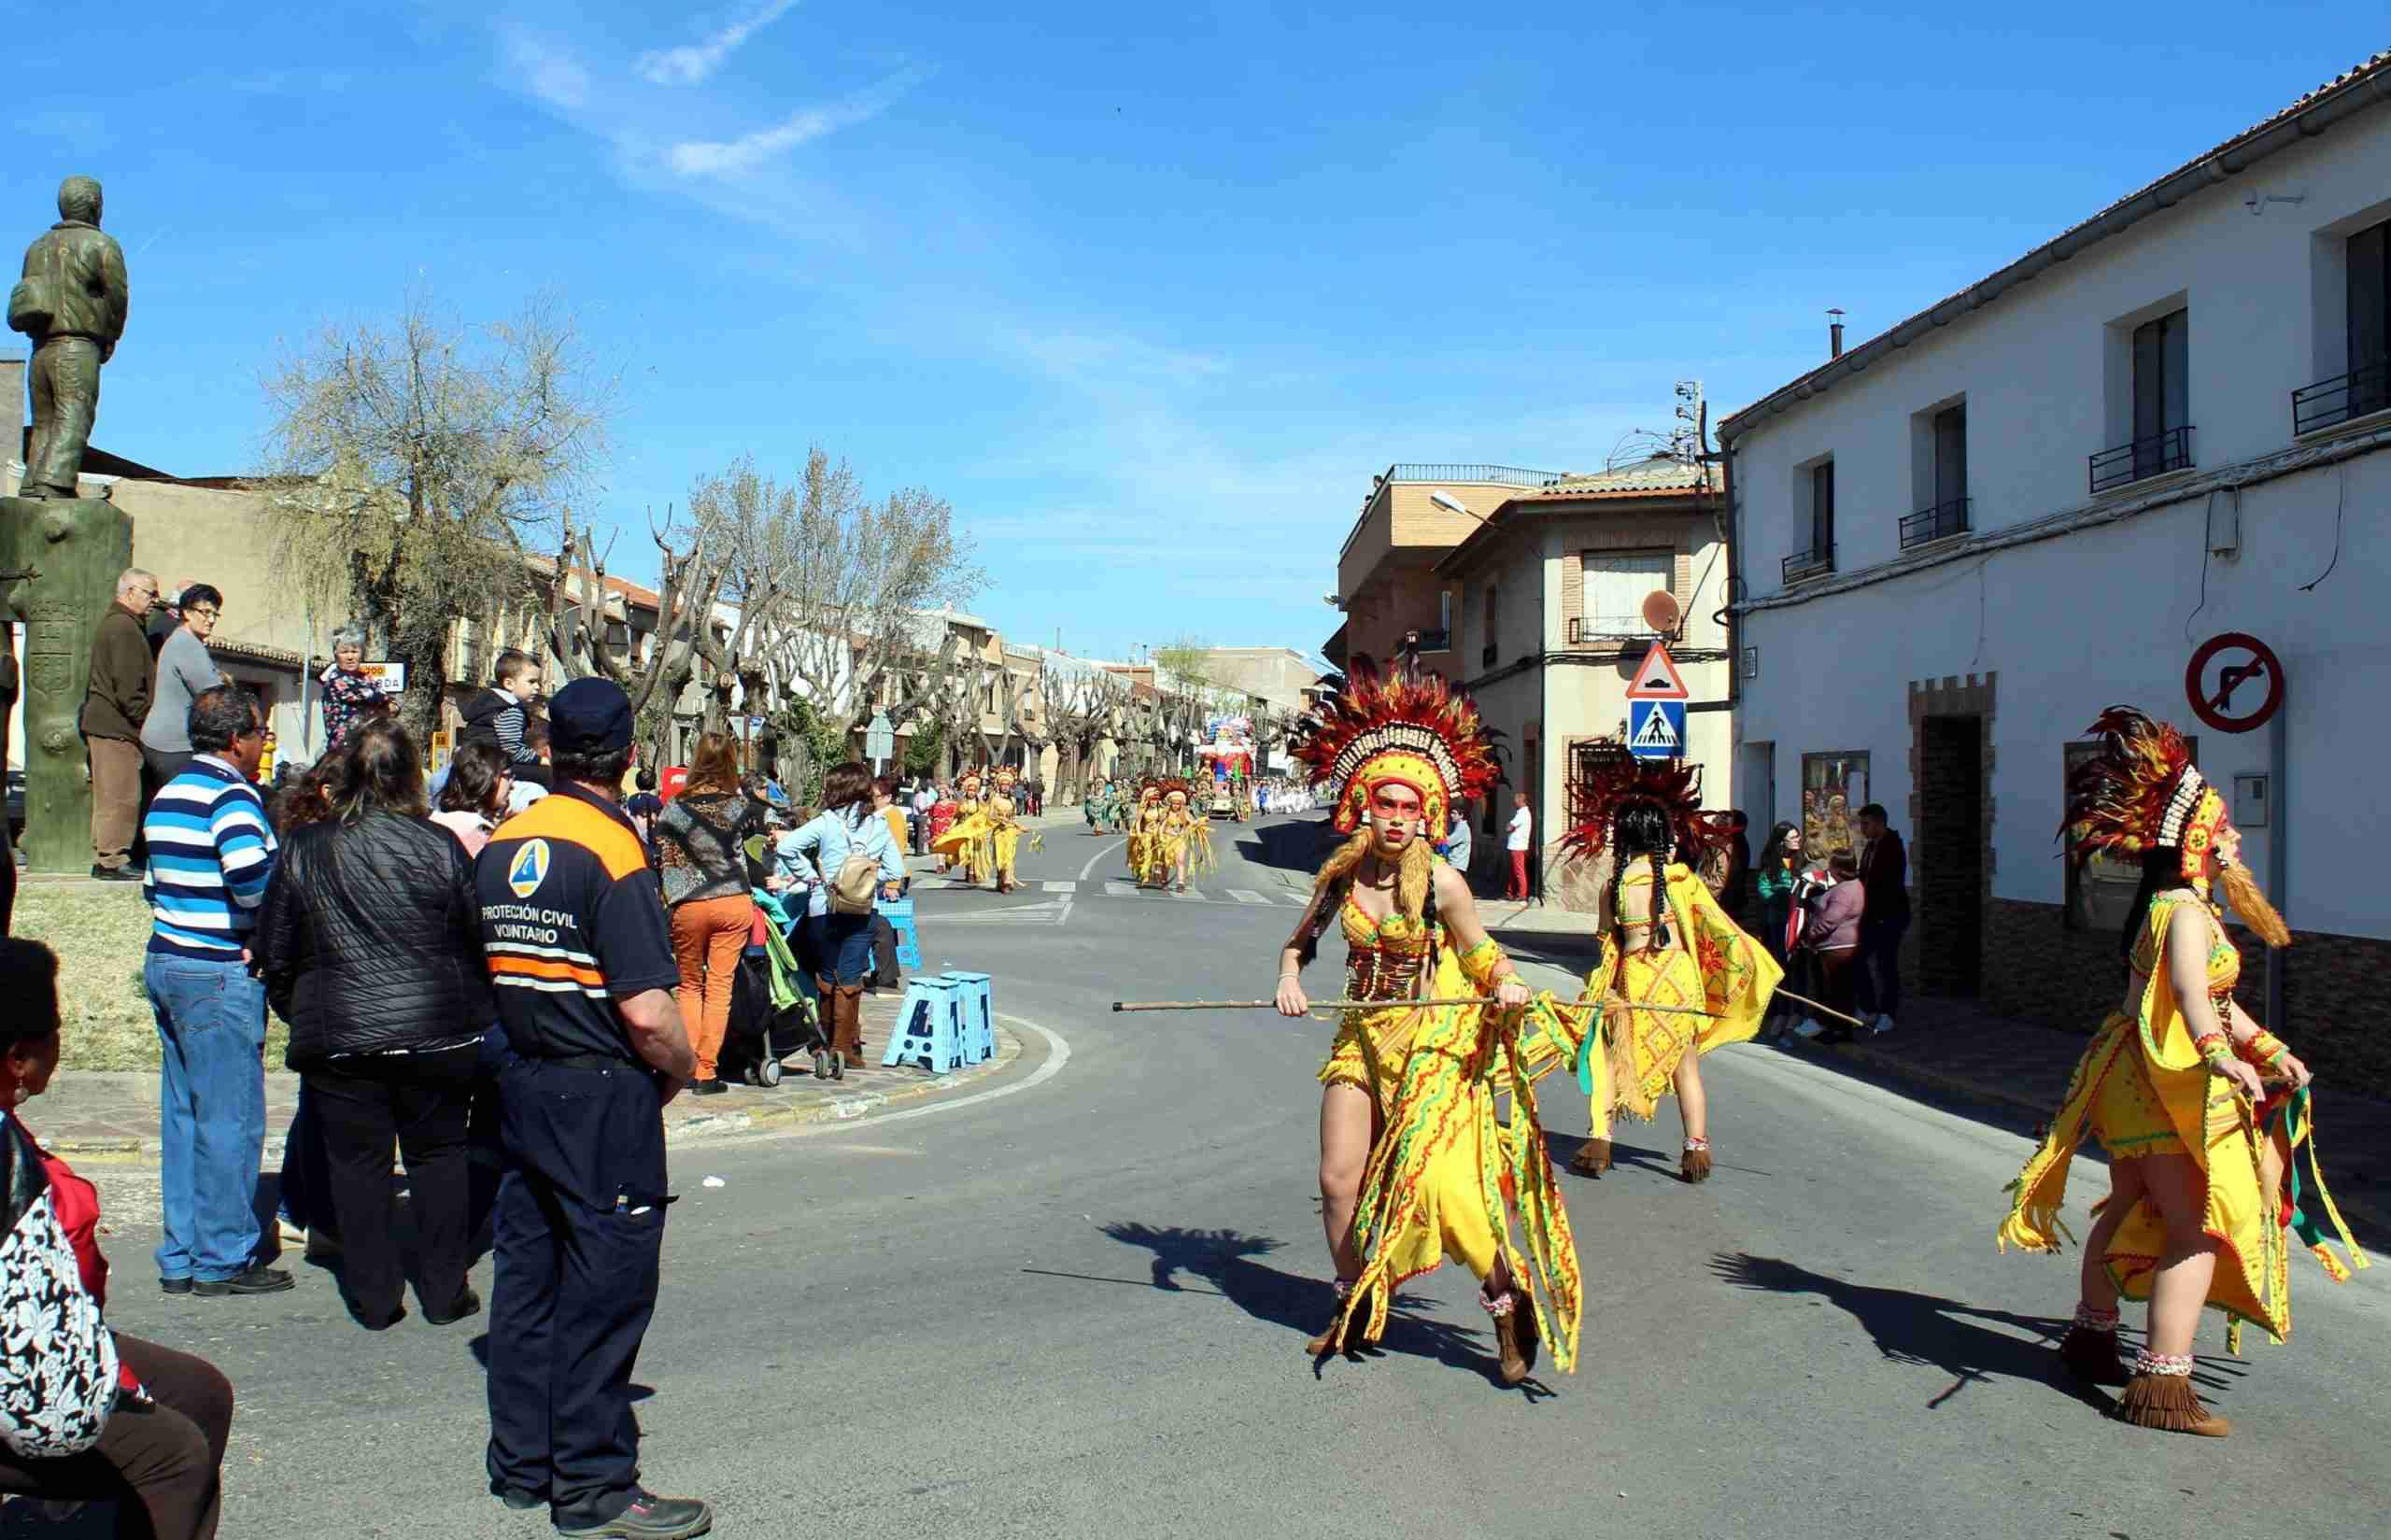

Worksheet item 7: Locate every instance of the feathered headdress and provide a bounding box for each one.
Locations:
[1159,776,1194,802]
[1291,657,1500,838]
[1560,756,1721,865]
[2061,706,2237,892]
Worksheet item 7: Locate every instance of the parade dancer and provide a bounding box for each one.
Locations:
[931,770,989,884]
[1157,779,1214,894]
[1276,658,1580,1386]
[985,768,1037,894]
[928,782,960,873]
[1551,760,1780,1182]
[1128,780,1168,887]
[1998,708,2363,1436]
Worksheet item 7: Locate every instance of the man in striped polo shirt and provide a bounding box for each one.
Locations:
[141,684,293,1297]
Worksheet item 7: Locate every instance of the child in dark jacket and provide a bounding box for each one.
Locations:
[457,649,548,787]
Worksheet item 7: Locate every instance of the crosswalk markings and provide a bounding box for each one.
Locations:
[1042,881,1077,894]
[1104,881,1140,897]
[1225,890,1271,905]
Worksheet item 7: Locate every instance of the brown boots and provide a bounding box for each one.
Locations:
[1681,1137,1712,1183]
[1569,1138,1612,1178]
[2116,1351,2229,1435]
[833,985,869,1068]
[1485,1288,1539,1385]
[1308,1279,1363,1357]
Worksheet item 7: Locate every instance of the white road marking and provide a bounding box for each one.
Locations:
[1042,880,1077,894]
[1077,837,1128,883]
[1104,880,1140,897]
[1225,889,1270,904]
[936,900,1069,925]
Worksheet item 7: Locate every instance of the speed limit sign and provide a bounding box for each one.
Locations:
[2185,632,2284,734]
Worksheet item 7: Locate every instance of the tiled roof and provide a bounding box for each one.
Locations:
[1435,458,1719,576]
[1507,459,1720,500]
[1719,49,2391,439]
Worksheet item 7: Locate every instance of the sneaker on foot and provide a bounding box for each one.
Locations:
[1792,1019,1824,1039]
[1873,1013,1895,1034]
[424,1286,482,1326]
[555,1490,713,1540]
[193,1264,295,1296]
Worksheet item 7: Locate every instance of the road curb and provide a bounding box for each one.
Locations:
[49,1028,1030,1164]
[662,1026,1027,1144]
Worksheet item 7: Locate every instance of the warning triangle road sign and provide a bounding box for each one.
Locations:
[1625,641,1690,699]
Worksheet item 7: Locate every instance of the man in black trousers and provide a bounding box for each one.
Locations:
[475,678,711,1540]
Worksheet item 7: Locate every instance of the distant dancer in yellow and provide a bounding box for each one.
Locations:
[1127,780,1168,887]
[928,767,1034,894]
[1546,759,1778,1183]
[1275,657,1580,1389]
[1156,779,1214,893]
[1999,707,2361,1437]
[930,770,989,886]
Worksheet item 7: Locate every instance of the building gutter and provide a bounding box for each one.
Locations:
[1716,62,2391,445]
[1733,422,2390,615]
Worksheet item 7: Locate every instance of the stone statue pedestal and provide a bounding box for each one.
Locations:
[2,493,133,874]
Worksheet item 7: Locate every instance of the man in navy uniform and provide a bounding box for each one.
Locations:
[476,678,710,1540]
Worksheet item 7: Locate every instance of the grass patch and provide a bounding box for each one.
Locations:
[18,886,290,1071]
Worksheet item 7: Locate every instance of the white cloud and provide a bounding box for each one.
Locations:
[504,28,591,110]
[662,95,888,177]
[634,0,799,87]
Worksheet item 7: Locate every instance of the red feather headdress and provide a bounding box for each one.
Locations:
[1560,756,1721,865]
[2061,705,2235,884]
[1291,657,1501,837]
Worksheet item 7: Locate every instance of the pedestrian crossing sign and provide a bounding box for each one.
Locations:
[1629,699,1687,759]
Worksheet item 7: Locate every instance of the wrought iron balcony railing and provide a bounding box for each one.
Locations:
[2293,358,2390,436]
[1900,497,1972,549]
[1781,544,1835,583]
[2088,425,2194,494]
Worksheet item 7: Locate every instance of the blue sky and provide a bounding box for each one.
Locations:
[20,3,2372,663]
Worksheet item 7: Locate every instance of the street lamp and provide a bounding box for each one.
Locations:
[1429,489,1475,519]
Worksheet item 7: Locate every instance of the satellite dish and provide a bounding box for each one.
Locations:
[1641,588,1682,634]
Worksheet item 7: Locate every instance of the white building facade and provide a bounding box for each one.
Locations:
[1719,53,2391,1082]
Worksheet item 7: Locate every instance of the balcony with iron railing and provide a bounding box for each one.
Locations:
[2293,357,2390,436]
[2088,425,2194,494]
[1900,497,1972,549]
[1781,544,1835,584]
[1385,463,1563,487]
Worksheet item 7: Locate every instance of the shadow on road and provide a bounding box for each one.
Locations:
[1707,1250,2248,1411]
[1082,1221,1511,1383]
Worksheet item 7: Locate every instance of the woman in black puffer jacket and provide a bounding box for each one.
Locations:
[255,719,488,1331]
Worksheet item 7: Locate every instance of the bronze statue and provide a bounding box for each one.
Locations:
[7,176,128,500]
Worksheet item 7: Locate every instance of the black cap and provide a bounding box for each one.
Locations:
[548,677,634,756]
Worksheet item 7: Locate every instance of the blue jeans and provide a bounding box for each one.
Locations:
[806,911,873,987]
[144,953,268,1282]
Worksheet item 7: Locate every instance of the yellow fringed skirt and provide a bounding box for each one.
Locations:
[1318,1003,1501,1279]
[2085,1010,2189,1160]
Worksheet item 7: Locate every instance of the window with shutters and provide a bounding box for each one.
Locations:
[1579,550,1672,638]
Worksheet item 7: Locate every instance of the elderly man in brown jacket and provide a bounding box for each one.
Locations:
[81,567,158,879]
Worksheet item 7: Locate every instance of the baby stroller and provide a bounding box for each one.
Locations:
[718,889,831,1086]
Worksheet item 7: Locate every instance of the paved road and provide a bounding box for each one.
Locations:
[46,815,2390,1540]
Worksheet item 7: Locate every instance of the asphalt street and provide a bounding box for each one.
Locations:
[53,813,2391,1540]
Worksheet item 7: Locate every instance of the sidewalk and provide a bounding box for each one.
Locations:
[35,991,1022,1164]
[1477,898,2391,1235]
[1816,998,2391,1231]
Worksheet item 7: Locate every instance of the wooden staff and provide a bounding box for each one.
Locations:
[1772,988,1875,1033]
[1111,995,1723,1019]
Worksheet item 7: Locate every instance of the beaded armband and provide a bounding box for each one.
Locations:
[2193,1031,2233,1070]
[1456,938,1513,991]
[2245,1030,2290,1070]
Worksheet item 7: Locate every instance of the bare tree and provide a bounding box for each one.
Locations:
[1044,661,1126,797]
[541,503,731,772]
[262,292,612,742]
[685,457,798,739]
[763,448,983,783]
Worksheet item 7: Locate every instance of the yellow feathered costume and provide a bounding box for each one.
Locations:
[1538,861,1779,1141]
[1997,894,2364,1346]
